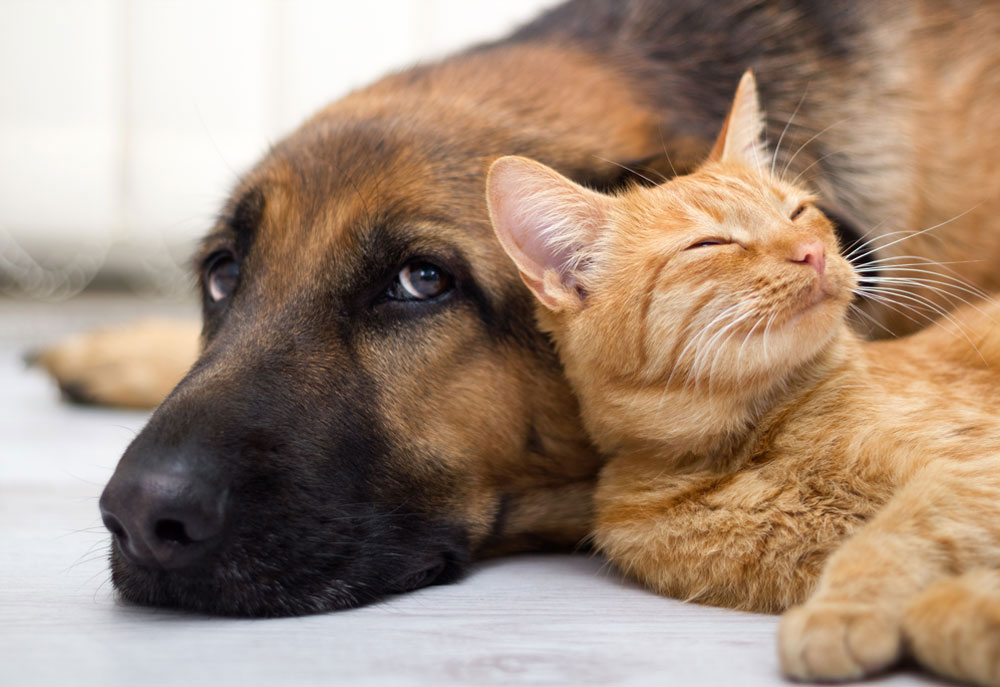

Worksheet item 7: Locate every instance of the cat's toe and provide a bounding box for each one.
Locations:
[778,601,902,681]
[903,571,1000,687]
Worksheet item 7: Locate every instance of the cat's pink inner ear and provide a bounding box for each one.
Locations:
[486,156,605,310]
[708,70,769,171]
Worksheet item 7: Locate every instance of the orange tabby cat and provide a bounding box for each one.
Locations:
[486,72,1000,686]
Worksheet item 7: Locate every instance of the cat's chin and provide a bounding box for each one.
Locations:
[762,295,850,368]
[778,273,852,331]
[785,293,841,330]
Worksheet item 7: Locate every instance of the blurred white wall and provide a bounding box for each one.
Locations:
[0,0,559,298]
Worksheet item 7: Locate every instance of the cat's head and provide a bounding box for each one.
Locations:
[486,72,857,451]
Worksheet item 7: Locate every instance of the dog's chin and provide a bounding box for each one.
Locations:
[107,533,469,617]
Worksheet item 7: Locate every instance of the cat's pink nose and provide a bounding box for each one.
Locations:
[790,239,825,276]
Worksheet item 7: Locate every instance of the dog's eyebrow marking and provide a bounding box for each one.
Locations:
[218,188,266,256]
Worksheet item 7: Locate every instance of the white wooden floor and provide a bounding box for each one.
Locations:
[0,295,946,687]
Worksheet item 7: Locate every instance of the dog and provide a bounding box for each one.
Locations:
[44,0,1000,615]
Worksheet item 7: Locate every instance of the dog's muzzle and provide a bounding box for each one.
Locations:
[100,451,229,571]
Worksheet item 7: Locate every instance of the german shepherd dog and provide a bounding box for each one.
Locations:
[64,0,1000,616]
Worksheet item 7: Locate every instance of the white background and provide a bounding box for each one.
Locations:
[0,0,558,296]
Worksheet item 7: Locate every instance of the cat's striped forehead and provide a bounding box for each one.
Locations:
[651,166,806,225]
[597,167,821,261]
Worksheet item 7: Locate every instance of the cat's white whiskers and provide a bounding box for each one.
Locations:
[760,311,779,364]
[843,230,930,262]
[861,275,995,313]
[858,254,981,268]
[780,117,851,179]
[657,124,679,179]
[838,218,892,258]
[789,150,841,187]
[770,85,810,178]
[693,308,754,390]
[848,302,897,338]
[853,289,932,331]
[857,286,989,363]
[667,302,745,391]
[737,313,768,368]
[689,308,747,392]
[848,204,982,265]
[593,156,660,186]
[855,257,990,297]
[705,309,756,394]
[857,261,984,273]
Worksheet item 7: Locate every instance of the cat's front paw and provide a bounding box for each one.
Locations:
[778,601,902,681]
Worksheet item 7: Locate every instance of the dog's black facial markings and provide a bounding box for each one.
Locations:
[228,188,266,257]
[107,210,478,616]
[195,189,268,339]
[343,219,546,355]
[107,339,470,616]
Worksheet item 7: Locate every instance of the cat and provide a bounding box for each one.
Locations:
[486,71,1000,686]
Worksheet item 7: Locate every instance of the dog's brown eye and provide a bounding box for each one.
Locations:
[206,253,239,302]
[390,261,452,301]
[790,203,809,221]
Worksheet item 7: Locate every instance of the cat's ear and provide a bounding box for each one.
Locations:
[707,70,769,171]
[487,155,612,311]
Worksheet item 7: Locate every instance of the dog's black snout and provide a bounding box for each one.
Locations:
[99,463,228,570]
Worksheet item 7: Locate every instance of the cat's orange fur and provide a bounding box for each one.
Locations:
[486,72,1000,686]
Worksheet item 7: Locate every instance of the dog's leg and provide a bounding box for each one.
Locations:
[30,318,199,409]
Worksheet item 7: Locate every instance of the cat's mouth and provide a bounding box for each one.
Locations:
[778,278,845,330]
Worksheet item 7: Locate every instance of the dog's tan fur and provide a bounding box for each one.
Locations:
[487,72,1000,685]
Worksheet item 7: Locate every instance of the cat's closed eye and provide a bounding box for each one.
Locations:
[790,203,809,221]
[686,239,729,250]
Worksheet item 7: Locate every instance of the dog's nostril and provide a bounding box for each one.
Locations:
[102,513,127,540]
[154,519,193,545]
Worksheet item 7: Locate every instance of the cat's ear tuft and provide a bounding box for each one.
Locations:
[486,156,611,311]
[707,70,769,172]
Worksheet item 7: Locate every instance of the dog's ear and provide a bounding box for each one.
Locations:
[487,155,612,312]
[706,70,769,171]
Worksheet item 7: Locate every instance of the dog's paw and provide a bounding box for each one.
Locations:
[778,600,902,681]
[29,318,199,409]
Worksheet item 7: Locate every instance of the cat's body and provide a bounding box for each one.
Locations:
[487,73,1000,685]
[597,300,1000,611]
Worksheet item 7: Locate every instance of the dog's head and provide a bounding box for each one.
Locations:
[98,45,672,615]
